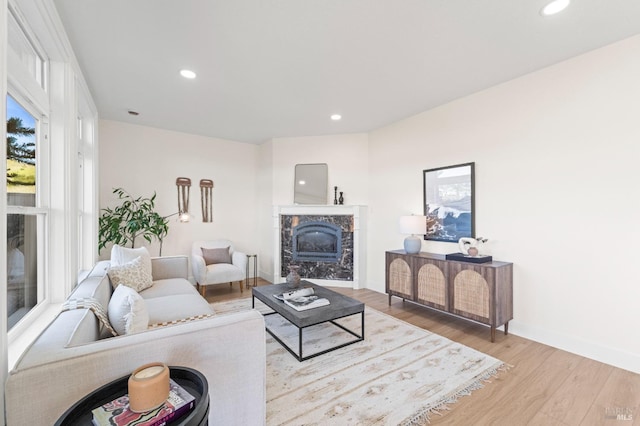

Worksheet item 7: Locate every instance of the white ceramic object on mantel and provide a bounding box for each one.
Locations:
[458,237,488,256]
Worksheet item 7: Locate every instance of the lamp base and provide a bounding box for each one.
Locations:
[404,235,422,254]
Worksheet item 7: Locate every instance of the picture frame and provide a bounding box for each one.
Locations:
[423,162,475,242]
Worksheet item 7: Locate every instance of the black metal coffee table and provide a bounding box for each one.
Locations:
[252,281,364,361]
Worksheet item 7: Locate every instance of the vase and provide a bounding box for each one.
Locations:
[338,192,344,205]
[334,186,338,205]
[286,265,301,288]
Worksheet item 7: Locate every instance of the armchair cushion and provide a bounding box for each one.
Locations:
[202,246,231,265]
[192,239,247,286]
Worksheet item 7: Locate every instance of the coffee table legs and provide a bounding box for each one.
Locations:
[262,310,365,362]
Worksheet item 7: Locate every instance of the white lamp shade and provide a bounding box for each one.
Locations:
[399,215,426,235]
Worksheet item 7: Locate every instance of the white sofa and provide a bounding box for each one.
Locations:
[5,255,266,426]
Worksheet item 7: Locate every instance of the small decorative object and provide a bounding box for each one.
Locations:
[200,179,214,222]
[128,362,170,413]
[399,215,427,254]
[458,237,488,256]
[286,265,301,288]
[176,177,191,219]
[339,192,344,205]
[334,186,338,205]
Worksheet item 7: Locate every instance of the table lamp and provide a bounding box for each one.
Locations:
[399,215,426,254]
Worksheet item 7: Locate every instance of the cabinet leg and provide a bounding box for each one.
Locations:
[491,326,496,343]
[504,322,509,336]
[388,294,391,305]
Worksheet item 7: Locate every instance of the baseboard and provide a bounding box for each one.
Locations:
[509,322,640,374]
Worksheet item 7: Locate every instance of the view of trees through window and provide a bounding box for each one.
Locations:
[7,95,36,199]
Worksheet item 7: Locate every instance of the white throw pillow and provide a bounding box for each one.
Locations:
[108,284,149,335]
[110,245,152,279]
[107,256,153,292]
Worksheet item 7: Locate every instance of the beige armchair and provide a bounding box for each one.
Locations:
[191,239,247,297]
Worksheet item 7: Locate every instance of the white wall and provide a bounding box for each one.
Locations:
[367,35,640,373]
[99,120,260,268]
[269,133,370,206]
[96,37,640,373]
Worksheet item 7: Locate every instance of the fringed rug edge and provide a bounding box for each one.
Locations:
[400,362,513,425]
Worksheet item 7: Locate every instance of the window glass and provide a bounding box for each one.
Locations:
[6,95,44,330]
[7,214,40,329]
[7,11,46,90]
[6,95,37,206]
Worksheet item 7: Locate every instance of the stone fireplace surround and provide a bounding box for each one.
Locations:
[273,205,367,288]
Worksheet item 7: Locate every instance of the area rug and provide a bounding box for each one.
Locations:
[212,298,508,425]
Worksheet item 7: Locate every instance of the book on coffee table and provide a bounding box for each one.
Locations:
[274,287,330,311]
[285,295,330,311]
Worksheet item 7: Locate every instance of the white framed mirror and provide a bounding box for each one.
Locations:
[294,163,328,204]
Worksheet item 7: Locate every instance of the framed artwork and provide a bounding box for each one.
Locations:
[423,162,475,242]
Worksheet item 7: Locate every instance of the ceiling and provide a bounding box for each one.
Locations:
[53,0,640,144]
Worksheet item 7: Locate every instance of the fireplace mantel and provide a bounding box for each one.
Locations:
[273,205,367,288]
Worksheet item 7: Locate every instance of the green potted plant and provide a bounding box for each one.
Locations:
[98,188,169,255]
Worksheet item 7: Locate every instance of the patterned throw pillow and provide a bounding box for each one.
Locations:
[107,256,153,292]
[202,246,231,265]
[108,284,149,335]
[110,245,152,279]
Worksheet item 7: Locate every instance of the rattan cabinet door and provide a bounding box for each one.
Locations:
[450,265,493,325]
[414,257,448,310]
[386,252,413,300]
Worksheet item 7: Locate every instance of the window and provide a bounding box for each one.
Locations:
[5,7,50,332]
[4,0,98,347]
[7,9,47,91]
[6,95,36,204]
[6,95,47,330]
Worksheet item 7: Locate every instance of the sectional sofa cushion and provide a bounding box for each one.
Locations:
[138,278,200,299]
[145,294,213,325]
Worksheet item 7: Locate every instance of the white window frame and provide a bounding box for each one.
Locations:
[5,12,52,339]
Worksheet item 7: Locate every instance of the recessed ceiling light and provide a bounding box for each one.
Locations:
[180,69,196,79]
[330,114,342,121]
[540,0,570,16]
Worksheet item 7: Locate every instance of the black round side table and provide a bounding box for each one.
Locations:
[55,366,209,426]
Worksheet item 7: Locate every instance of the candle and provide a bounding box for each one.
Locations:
[128,362,170,413]
[134,365,165,379]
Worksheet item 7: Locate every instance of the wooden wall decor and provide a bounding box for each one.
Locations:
[176,177,191,217]
[200,179,214,222]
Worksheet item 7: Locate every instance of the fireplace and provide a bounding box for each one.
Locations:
[293,221,342,263]
[274,205,367,288]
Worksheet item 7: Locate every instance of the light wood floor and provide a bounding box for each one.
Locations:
[204,279,639,426]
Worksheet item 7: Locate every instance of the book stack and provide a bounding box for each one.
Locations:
[275,287,330,311]
[91,379,195,426]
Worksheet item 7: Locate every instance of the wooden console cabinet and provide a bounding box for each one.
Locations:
[385,250,513,342]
